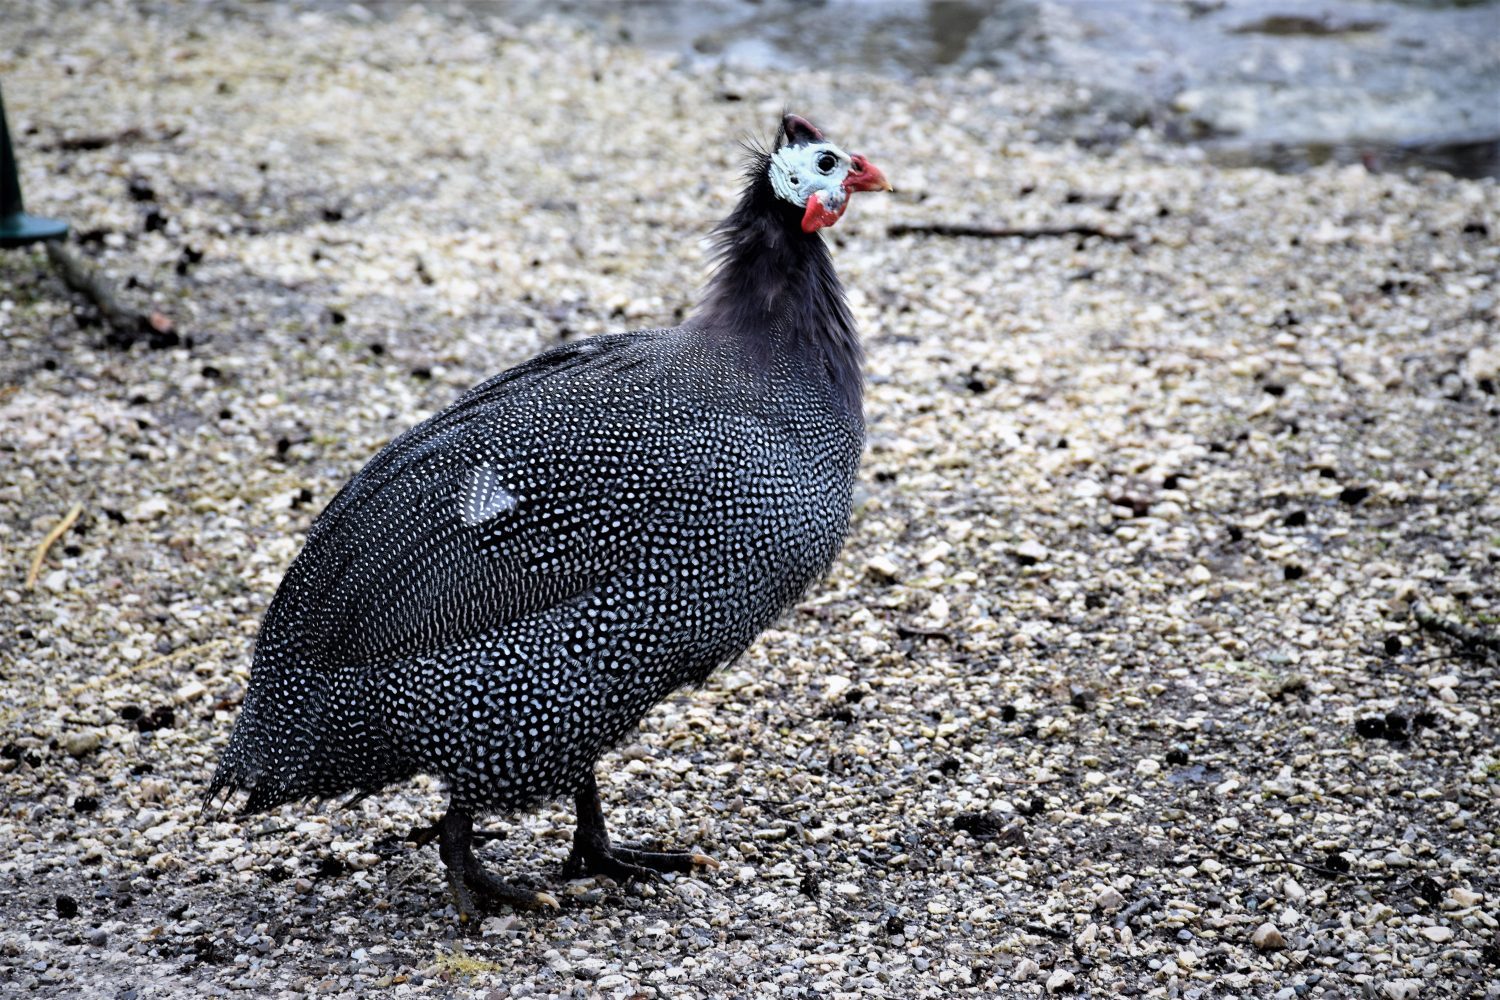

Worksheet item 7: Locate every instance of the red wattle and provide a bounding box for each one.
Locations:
[801,193,847,233]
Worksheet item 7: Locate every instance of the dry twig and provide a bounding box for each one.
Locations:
[1210,844,1359,880]
[44,241,174,342]
[888,222,1135,242]
[47,242,141,330]
[1113,895,1161,929]
[42,125,182,151]
[1413,603,1500,658]
[895,623,954,641]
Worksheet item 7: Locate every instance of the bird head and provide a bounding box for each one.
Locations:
[770,114,892,234]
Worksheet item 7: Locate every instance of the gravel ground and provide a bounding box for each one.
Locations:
[2,4,1497,999]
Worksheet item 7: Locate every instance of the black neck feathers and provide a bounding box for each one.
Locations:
[690,151,864,417]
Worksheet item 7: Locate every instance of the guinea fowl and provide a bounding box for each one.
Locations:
[209,113,891,919]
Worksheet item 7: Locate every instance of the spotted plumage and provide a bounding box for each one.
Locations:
[209,114,891,918]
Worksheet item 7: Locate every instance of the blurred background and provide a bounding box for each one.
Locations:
[405,0,1500,178]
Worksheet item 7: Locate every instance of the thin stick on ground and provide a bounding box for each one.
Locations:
[44,242,140,330]
[888,222,1136,241]
[1413,603,1500,658]
[894,622,954,641]
[25,501,82,589]
[65,639,231,700]
[1210,844,1362,881]
[44,241,174,340]
[1113,895,1160,929]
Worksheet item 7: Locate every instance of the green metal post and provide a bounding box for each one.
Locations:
[0,82,69,248]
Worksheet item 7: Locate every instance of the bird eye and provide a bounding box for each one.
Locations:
[817,152,837,173]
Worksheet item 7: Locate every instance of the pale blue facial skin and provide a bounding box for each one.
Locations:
[769,140,854,213]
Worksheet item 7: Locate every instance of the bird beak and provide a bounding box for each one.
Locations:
[845,154,893,194]
[803,152,893,232]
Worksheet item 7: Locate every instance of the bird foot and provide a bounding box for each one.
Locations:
[435,809,557,923]
[447,862,560,924]
[562,841,719,883]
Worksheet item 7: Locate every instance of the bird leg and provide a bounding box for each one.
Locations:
[561,773,719,882]
[406,818,506,849]
[435,808,559,922]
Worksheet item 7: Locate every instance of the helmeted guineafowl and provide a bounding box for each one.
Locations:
[208,113,892,920]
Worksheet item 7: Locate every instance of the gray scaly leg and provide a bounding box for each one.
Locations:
[436,808,559,922]
[562,773,719,882]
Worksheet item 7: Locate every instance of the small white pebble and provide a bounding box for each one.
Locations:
[1447,887,1482,908]
[127,496,173,521]
[144,821,178,843]
[1013,539,1048,564]
[175,679,209,704]
[822,675,853,702]
[1251,922,1285,950]
[917,540,951,564]
[63,731,101,758]
[719,671,753,692]
[1383,980,1422,1000]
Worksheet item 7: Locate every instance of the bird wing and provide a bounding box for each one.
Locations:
[256,332,710,671]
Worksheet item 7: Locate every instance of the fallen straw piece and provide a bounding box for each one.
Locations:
[25,501,82,590]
